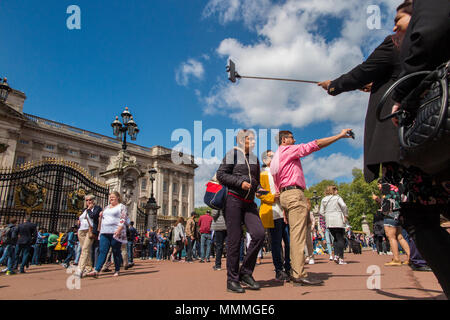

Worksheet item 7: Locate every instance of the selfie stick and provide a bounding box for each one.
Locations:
[226,59,318,84]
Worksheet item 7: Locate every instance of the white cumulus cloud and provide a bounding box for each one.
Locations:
[201,0,401,132]
[175,58,205,86]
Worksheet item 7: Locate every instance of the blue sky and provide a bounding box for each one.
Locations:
[0,0,400,206]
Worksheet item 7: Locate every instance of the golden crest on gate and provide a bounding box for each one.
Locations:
[67,187,88,216]
[14,181,47,214]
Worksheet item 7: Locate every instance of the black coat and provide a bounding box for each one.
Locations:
[393,0,450,103]
[17,221,37,245]
[216,148,261,201]
[87,205,102,236]
[328,35,401,183]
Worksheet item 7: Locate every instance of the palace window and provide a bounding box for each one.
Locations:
[89,168,97,177]
[15,156,26,166]
[141,178,147,191]
[173,182,178,194]
[182,183,187,196]
[19,140,29,145]
[45,144,55,151]
[163,180,167,192]
[68,150,78,155]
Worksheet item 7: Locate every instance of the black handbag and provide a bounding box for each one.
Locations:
[376,60,450,175]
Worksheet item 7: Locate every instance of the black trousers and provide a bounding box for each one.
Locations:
[225,195,265,282]
[328,228,345,259]
[400,204,450,298]
[214,230,227,268]
[374,235,384,253]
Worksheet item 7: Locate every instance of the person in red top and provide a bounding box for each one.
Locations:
[198,210,213,263]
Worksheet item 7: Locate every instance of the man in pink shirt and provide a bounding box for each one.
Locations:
[270,128,352,286]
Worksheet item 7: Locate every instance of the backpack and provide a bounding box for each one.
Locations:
[0,226,12,244]
[60,233,68,247]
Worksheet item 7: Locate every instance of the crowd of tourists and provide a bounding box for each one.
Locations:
[0,0,448,299]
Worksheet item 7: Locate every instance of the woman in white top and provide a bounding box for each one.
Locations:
[319,185,349,265]
[77,194,95,276]
[86,191,128,277]
[171,217,186,261]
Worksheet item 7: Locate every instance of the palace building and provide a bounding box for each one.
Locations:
[0,83,197,228]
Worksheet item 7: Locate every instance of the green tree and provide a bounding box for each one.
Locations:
[306,168,379,232]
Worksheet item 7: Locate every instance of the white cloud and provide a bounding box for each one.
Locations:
[302,152,363,185]
[175,59,205,86]
[194,156,222,207]
[201,0,400,131]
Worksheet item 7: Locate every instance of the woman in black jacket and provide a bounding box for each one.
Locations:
[216,129,266,293]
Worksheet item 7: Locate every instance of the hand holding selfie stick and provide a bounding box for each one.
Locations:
[226,59,318,84]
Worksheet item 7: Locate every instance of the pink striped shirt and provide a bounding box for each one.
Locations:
[270,141,320,193]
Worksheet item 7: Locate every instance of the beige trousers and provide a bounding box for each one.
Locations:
[78,229,94,273]
[280,188,308,279]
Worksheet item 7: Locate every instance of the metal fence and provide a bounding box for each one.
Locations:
[0,159,109,232]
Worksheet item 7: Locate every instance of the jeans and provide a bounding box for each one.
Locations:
[186,237,194,261]
[74,243,81,264]
[148,242,155,259]
[127,241,134,263]
[213,230,227,268]
[0,244,16,271]
[95,234,123,272]
[156,244,163,260]
[193,239,200,259]
[64,246,75,264]
[325,228,334,255]
[31,244,39,265]
[200,233,212,261]
[14,244,31,272]
[269,218,290,273]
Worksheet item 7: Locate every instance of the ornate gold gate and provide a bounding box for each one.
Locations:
[0,159,109,232]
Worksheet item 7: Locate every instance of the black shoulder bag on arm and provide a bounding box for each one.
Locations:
[376,61,450,176]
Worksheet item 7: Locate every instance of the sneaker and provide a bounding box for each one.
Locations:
[334,256,339,264]
[329,255,333,261]
[309,258,315,265]
[275,270,290,281]
[199,260,205,263]
[213,266,221,271]
[1,268,7,273]
[338,259,347,265]
[387,251,393,255]
[113,272,119,277]
[6,271,15,275]
[85,270,98,278]
[384,259,402,266]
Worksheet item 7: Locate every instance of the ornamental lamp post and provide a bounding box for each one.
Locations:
[145,168,160,230]
[0,77,11,102]
[111,107,139,150]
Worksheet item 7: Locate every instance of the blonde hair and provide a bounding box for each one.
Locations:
[109,191,121,203]
[325,185,338,196]
[85,194,96,204]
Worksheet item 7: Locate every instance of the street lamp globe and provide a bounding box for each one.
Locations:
[111,116,122,137]
[121,106,132,124]
[0,78,11,102]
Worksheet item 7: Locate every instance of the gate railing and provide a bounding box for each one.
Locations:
[0,158,109,232]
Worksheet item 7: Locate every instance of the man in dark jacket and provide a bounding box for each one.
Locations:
[14,216,37,273]
[126,221,138,265]
[216,129,266,293]
[0,217,18,275]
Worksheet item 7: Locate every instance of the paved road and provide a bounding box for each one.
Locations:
[0,250,445,300]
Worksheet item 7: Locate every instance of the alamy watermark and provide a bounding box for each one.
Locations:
[67,5,81,30]
[366,5,381,30]
[170,121,279,165]
[66,266,81,290]
[366,265,381,290]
